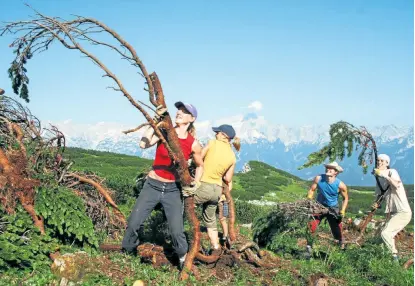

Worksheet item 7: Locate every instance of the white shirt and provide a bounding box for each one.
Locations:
[375,169,412,214]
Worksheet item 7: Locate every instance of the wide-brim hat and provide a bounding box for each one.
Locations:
[324,162,344,173]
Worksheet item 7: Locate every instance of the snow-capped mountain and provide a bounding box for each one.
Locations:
[52,114,414,186]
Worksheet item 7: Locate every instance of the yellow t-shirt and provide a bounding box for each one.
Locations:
[201,139,236,186]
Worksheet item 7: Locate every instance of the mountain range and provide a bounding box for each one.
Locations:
[52,113,414,186]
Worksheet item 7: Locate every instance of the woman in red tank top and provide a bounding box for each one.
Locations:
[122,101,203,270]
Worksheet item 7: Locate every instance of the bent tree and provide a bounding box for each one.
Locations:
[298,120,386,239]
[0,6,200,280]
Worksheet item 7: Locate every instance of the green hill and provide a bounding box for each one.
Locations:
[65,147,152,178]
[65,148,414,219]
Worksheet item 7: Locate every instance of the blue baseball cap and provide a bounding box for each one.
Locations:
[212,124,236,139]
[174,101,198,119]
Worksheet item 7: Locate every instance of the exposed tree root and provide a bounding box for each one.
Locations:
[100,234,272,281]
[180,197,201,281]
[66,173,126,228]
[195,252,221,264]
[404,258,414,269]
[222,185,236,242]
[17,193,45,234]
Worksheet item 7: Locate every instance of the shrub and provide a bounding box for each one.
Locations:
[252,206,310,256]
[235,200,271,224]
[0,207,58,270]
[35,187,98,247]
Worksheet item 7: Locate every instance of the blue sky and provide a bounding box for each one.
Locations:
[0,0,413,127]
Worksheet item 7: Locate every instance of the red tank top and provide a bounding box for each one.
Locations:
[152,132,195,180]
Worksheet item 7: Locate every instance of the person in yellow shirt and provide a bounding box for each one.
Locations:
[183,124,240,255]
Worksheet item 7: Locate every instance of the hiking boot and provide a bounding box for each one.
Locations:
[220,236,232,249]
[225,237,232,249]
[305,245,312,260]
[210,248,222,257]
[179,254,187,270]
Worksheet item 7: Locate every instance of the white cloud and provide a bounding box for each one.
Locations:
[247,101,263,111]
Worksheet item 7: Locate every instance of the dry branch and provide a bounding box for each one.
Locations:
[122,123,149,135]
[66,173,126,228]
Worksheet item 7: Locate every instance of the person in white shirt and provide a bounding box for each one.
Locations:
[371,154,413,262]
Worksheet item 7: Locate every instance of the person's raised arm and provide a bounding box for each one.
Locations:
[307,176,320,199]
[139,126,160,149]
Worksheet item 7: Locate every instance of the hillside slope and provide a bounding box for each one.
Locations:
[65,148,414,218]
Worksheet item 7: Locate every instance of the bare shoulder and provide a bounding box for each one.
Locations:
[192,139,203,152]
[313,175,321,183]
[339,181,347,190]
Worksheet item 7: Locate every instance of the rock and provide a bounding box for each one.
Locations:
[240,223,252,229]
[309,274,329,286]
[59,278,69,286]
[132,280,146,286]
[0,88,4,95]
[314,278,328,286]
[51,251,91,282]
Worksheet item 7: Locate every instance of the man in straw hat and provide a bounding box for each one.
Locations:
[371,154,412,262]
[305,162,349,256]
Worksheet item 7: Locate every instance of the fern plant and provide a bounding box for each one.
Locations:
[35,187,98,247]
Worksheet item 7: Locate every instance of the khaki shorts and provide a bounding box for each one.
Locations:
[194,182,222,228]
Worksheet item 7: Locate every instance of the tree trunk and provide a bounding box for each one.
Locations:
[150,73,200,280]
[222,185,237,242]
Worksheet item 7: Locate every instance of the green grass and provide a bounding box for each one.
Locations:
[65,147,152,178]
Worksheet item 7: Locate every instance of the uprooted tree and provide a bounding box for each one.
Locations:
[0,94,126,269]
[298,120,386,241]
[0,6,269,280]
[252,121,386,257]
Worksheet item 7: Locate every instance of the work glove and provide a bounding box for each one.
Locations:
[182,181,201,197]
[306,193,313,200]
[339,210,345,220]
[373,168,386,178]
[153,105,168,123]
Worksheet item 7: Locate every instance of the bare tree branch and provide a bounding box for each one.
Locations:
[122,123,149,135]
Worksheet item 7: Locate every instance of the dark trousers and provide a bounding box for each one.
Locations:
[308,212,343,244]
[122,177,188,257]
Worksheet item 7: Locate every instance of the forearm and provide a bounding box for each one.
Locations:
[194,165,203,182]
[139,127,156,148]
[341,198,348,213]
[307,189,315,198]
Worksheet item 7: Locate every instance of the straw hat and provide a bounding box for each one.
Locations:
[324,162,344,173]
